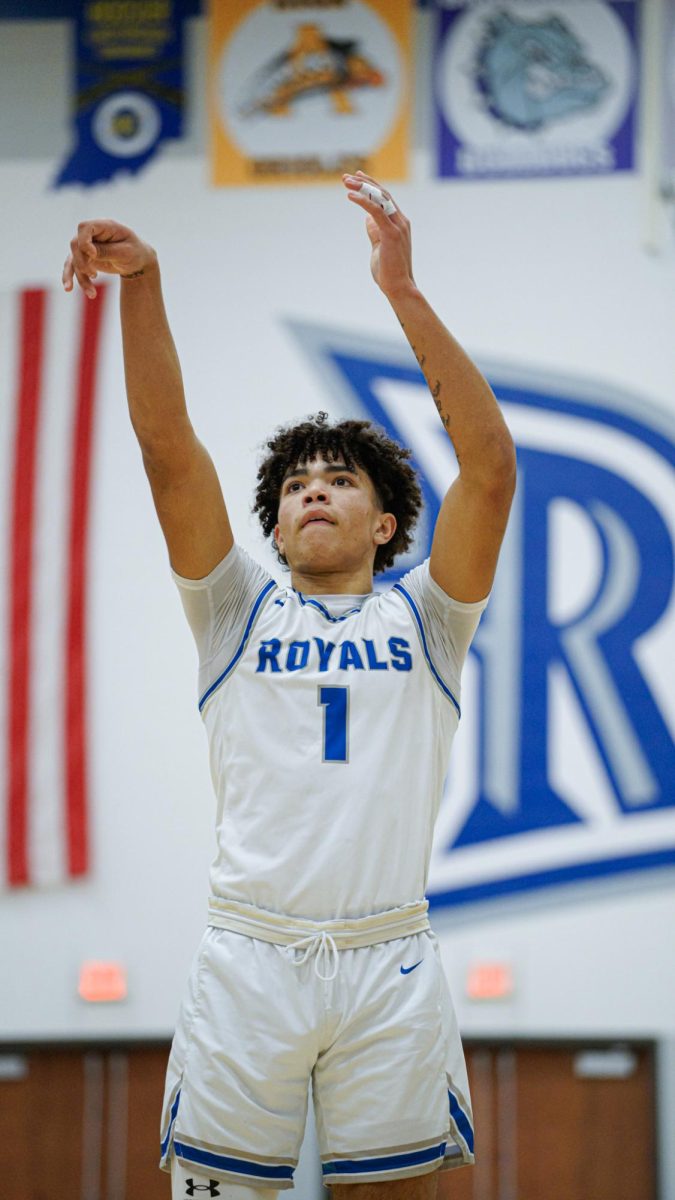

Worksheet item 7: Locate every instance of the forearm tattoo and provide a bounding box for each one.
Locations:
[433,388,450,431]
[400,320,451,430]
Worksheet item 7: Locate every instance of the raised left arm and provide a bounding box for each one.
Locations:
[343,172,516,602]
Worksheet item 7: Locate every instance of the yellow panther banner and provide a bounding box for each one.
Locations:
[208,0,411,186]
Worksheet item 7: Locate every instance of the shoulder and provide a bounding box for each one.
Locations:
[389,558,489,681]
[172,542,274,598]
[173,543,278,672]
[394,558,489,621]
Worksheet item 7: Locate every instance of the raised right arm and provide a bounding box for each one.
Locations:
[63,220,233,579]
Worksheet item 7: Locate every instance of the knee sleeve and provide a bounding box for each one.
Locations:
[171,1152,279,1200]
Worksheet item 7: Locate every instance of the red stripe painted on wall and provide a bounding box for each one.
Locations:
[65,288,107,877]
[7,289,46,886]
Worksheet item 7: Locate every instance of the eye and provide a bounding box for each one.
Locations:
[286,480,303,493]
[334,475,353,486]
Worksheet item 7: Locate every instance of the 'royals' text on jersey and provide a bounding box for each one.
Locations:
[174,546,487,920]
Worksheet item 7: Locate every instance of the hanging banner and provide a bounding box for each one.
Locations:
[55,0,184,187]
[208,0,412,187]
[433,0,639,180]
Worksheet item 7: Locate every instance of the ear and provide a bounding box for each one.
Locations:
[374,512,397,546]
[274,522,285,555]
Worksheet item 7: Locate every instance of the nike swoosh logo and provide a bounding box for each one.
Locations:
[400,960,423,975]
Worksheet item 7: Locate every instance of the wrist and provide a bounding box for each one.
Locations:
[385,281,423,309]
[121,246,158,281]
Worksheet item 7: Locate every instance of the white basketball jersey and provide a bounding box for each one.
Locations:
[174,545,487,921]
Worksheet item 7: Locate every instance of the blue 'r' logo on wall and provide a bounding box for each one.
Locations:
[289,322,675,908]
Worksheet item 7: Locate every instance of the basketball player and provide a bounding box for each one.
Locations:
[63,173,516,1200]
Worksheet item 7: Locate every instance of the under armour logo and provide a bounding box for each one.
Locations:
[185,1180,220,1197]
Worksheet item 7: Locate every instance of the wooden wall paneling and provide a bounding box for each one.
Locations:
[515,1046,656,1200]
[123,1046,171,1199]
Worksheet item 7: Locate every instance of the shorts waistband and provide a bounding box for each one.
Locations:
[207,897,430,950]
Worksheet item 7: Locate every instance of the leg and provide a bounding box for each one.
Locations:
[331,1174,439,1200]
[161,931,311,1194]
[171,1153,279,1200]
[315,936,473,1191]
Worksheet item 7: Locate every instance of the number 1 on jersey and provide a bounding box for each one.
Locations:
[318,686,349,763]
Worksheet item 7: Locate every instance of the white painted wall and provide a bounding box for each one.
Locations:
[1,9,674,1195]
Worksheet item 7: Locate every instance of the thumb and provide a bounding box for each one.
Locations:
[90,239,125,259]
[364,214,380,246]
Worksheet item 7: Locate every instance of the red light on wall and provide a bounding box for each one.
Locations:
[466,962,514,1001]
[78,961,127,1003]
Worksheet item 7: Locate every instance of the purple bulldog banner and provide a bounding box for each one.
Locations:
[433,0,639,180]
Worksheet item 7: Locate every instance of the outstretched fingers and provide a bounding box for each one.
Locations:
[343,170,408,226]
[61,220,105,297]
[62,255,75,293]
[65,237,98,298]
[62,220,142,298]
[342,170,414,296]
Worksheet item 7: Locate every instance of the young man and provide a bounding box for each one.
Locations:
[63,174,516,1200]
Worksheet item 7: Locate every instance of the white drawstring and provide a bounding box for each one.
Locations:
[287,930,340,981]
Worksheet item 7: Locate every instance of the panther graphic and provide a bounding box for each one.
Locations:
[238,23,385,118]
[475,10,609,131]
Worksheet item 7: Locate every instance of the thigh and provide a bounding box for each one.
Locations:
[331,1174,439,1199]
[314,932,466,1188]
[161,928,318,1188]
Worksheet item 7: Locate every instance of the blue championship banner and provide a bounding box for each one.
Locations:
[55,0,184,187]
[433,0,639,180]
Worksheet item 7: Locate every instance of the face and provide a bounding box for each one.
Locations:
[274,455,396,577]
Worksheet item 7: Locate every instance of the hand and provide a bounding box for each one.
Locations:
[342,171,415,300]
[62,219,156,299]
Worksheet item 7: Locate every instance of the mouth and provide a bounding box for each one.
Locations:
[301,514,334,528]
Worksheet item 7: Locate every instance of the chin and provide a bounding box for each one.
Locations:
[294,554,340,575]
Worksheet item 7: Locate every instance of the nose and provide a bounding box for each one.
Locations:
[303,483,328,503]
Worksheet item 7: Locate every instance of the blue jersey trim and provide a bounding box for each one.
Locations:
[448,1087,474,1155]
[173,1140,294,1181]
[322,1141,446,1176]
[198,579,276,712]
[294,590,365,623]
[393,583,461,717]
[160,1087,181,1159]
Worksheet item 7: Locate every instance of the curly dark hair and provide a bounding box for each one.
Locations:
[253,412,423,574]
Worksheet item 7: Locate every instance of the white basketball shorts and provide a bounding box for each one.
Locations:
[160,925,474,1189]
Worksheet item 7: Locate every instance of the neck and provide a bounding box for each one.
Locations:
[290,564,374,595]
